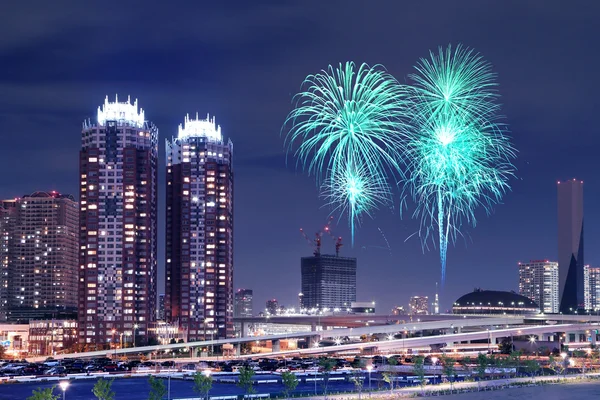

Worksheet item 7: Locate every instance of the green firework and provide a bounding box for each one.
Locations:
[321,159,392,245]
[284,61,409,244]
[405,44,516,284]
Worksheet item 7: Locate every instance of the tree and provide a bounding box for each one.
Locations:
[93,378,115,400]
[148,376,167,400]
[523,359,540,382]
[350,370,364,400]
[476,353,487,391]
[193,372,213,400]
[281,371,299,400]
[386,357,399,391]
[27,387,59,400]
[0,345,5,359]
[237,366,256,398]
[350,356,362,368]
[547,355,566,377]
[499,338,514,355]
[590,349,599,373]
[441,355,455,393]
[318,357,337,399]
[459,357,472,380]
[412,356,427,394]
[509,350,522,378]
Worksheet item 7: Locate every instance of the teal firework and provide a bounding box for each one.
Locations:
[321,159,392,245]
[284,61,409,244]
[405,44,516,285]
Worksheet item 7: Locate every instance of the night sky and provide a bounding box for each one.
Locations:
[2,1,600,314]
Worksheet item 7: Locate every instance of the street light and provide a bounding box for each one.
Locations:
[366,365,373,397]
[133,324,139,347]
[59,381,69,400]
[561,352,568,379]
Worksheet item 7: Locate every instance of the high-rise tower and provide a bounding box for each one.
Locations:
[518,260,559,313]
[301,254,356,311]
[1,192,78,322]
[557,179,584,313]
[0,203,13,322]
[79,95,158,346]
[234,289,253,318]
[165,114,234,341]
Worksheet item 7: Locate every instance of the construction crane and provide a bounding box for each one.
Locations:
[323,217,343,257]
[300,228,322,257]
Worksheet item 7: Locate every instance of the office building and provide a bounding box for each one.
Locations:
[234,289,253,317]
[557,179,584,312]
[165,113,234,341]
[79,96,159,346]
[28,319,78,356]
[392,305,407,315]
[300,254,357,310]
[0,204,14,322]
[409,296,429,315]
[518,260,559,313]
[1,192,78,322]
[587,266,600,311]
[266,299,278,315]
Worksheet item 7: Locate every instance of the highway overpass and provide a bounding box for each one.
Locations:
[28,315,590,362]
[242,323,600,357]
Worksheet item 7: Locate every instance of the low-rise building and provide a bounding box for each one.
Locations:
[28,319,78,356]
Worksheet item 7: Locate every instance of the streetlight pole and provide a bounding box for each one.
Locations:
[133,324,138,348]
[367,365,373,397]
[168,373,171,400]
[59,381,69,400]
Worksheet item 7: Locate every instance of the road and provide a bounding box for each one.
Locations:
[0,372,435,400]
[4,372,600,399]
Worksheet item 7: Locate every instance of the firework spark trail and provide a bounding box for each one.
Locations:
[404,44,516,285]
[284,61,410,245]
[377,227,392,256]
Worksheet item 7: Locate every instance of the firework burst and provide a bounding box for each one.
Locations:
[405,44,516,284]
[321,159,392,245]
[284,61,409,244]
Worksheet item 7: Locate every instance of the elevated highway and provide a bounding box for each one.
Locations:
[245,323,599,357]
[29,314,600,362]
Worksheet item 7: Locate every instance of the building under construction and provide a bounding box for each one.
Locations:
[299,221,356,311]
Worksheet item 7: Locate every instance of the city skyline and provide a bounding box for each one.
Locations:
[4,2,600,313]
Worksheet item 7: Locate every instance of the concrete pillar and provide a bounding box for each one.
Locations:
[564,333,571,344]
[541,333,552,341]
[456,327,462,334]
[235,343,241,356]
[311,322,317,332]
[241,323,247,338]
[272,339,280,353]
[592,333,597,346]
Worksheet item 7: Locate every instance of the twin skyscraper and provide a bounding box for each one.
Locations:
[79,95,233,347]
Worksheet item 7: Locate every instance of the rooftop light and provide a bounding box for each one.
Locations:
[97,95,145,127]
[178,113,222,142]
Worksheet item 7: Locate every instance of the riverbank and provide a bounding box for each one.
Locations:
[446,380,600,399]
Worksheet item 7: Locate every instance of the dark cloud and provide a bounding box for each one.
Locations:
[2,0,600,312]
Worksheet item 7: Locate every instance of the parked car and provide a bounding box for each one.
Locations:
[47,366,66,375]
[103,364,118,372]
